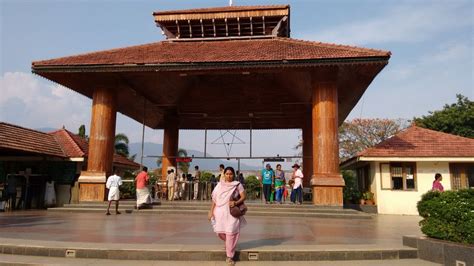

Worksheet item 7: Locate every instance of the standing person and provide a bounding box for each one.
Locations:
[432,173,444,192]
[237,173,245,188]
[274,164,285,204]
[6,176,17,210]
[290,164,304,205]
[135,166,151,209]
[193,165,201,200]
[218,164,225,182]
[210,175,217,192]
[208,167,246,266]
[106,169,122,215]
[180,173,186,200]
[261,164,274,204]
[167,169,176,201]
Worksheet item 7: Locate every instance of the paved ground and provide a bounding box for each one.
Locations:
[0,210,423,248]
[0,254,439,265]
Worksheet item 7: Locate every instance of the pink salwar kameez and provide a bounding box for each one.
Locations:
[211,181,246,259]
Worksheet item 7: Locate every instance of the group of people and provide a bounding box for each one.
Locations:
[261,163,304,205]
[105,166,151,215]
[166,165,204,201]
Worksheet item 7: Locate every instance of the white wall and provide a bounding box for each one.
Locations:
[373,161,451,215]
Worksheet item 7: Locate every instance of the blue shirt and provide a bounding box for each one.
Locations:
[261,169,274,185]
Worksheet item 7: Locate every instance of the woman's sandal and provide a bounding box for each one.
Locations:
[226,257,235,265]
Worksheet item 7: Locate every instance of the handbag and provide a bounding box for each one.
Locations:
[229,187,247,218]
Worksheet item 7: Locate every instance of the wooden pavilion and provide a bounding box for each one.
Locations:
[32,5,391,206]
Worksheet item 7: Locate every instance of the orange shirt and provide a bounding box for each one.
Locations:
[135,171,149,189]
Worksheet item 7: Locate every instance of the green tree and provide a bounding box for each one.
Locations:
[78,125,87,139]
[177,148,190,174]
[413,94,474,138]
[114,133,130,157]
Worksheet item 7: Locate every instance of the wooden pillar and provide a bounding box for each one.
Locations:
[78,87,117,201]
[161,120,179,181]
[311,69,345,206]
[302,115,313,188]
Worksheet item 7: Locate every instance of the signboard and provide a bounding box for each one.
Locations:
[263,158,285,162]
[176,157,192,163]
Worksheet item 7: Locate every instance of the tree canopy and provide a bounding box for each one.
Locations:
[413,94,473,138]
[114,133,130,157]
[339,118,408,160]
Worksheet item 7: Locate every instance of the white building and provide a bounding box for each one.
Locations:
[341,126,474,215]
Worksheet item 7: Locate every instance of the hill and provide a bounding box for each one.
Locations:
[128,142,259,171]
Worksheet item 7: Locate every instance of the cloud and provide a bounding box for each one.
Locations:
[300,1,472,45]
[0,72,91,131]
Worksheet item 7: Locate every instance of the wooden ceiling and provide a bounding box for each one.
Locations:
[36,63,386,130]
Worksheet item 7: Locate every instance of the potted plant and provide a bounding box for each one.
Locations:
[362,191,375,205]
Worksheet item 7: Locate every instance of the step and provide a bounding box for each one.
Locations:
[66,201,349,210]
[48,207,372,219]
[61,204,360,214]
[0,241,418,261]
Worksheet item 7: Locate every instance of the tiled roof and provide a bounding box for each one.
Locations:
[50,129,138,168]
[358,126,474,157]
[0,122,140,168]
[0,122,66,158]
[32,38,390,67]
[113,154,140,168]
[50,129,85,157]
[153,5,289,15]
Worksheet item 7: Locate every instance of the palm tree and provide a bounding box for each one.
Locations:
[114,133,130,157]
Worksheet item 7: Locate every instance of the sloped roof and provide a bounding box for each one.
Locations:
[0,122,139,168]
[50,129,86,157]
[0,122,66,158]
[358,126,474,158]
[50,129,139,168]
[153,5,290,16]
[32,38,390,68]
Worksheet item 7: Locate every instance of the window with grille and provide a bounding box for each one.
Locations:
[380,162,416,190]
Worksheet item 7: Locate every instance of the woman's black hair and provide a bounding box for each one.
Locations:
[223,166,236,179]
[434,173,442,180]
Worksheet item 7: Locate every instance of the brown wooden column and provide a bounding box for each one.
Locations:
[161,120,179,181]
[311,69,345,206]
[302,115,313,188]
[78,87,117,201]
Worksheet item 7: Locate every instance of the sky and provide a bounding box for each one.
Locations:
[1,0,473,167]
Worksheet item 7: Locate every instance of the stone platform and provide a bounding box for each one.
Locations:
[48,200,373,219]
[0,210,424,262]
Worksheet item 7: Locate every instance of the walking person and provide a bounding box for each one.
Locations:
[106,169,122,215]
[167,169,176,201]
[261,164,274,204]
[135,166,151,209]
[290,164,303,205]
[193,165,201,200]
[432,173,444,192]
[274,164,285,204]
[208,167,246,265]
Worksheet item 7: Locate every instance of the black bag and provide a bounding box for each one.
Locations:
[230,187,247,218]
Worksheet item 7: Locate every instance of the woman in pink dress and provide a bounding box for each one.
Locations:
[432,173,444,192]
[208,166,246,265]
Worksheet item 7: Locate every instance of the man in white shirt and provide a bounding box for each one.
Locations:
[193,166,201,200]
[290,163,304,205]
[167,169,176,201]
[106,169,123,215]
